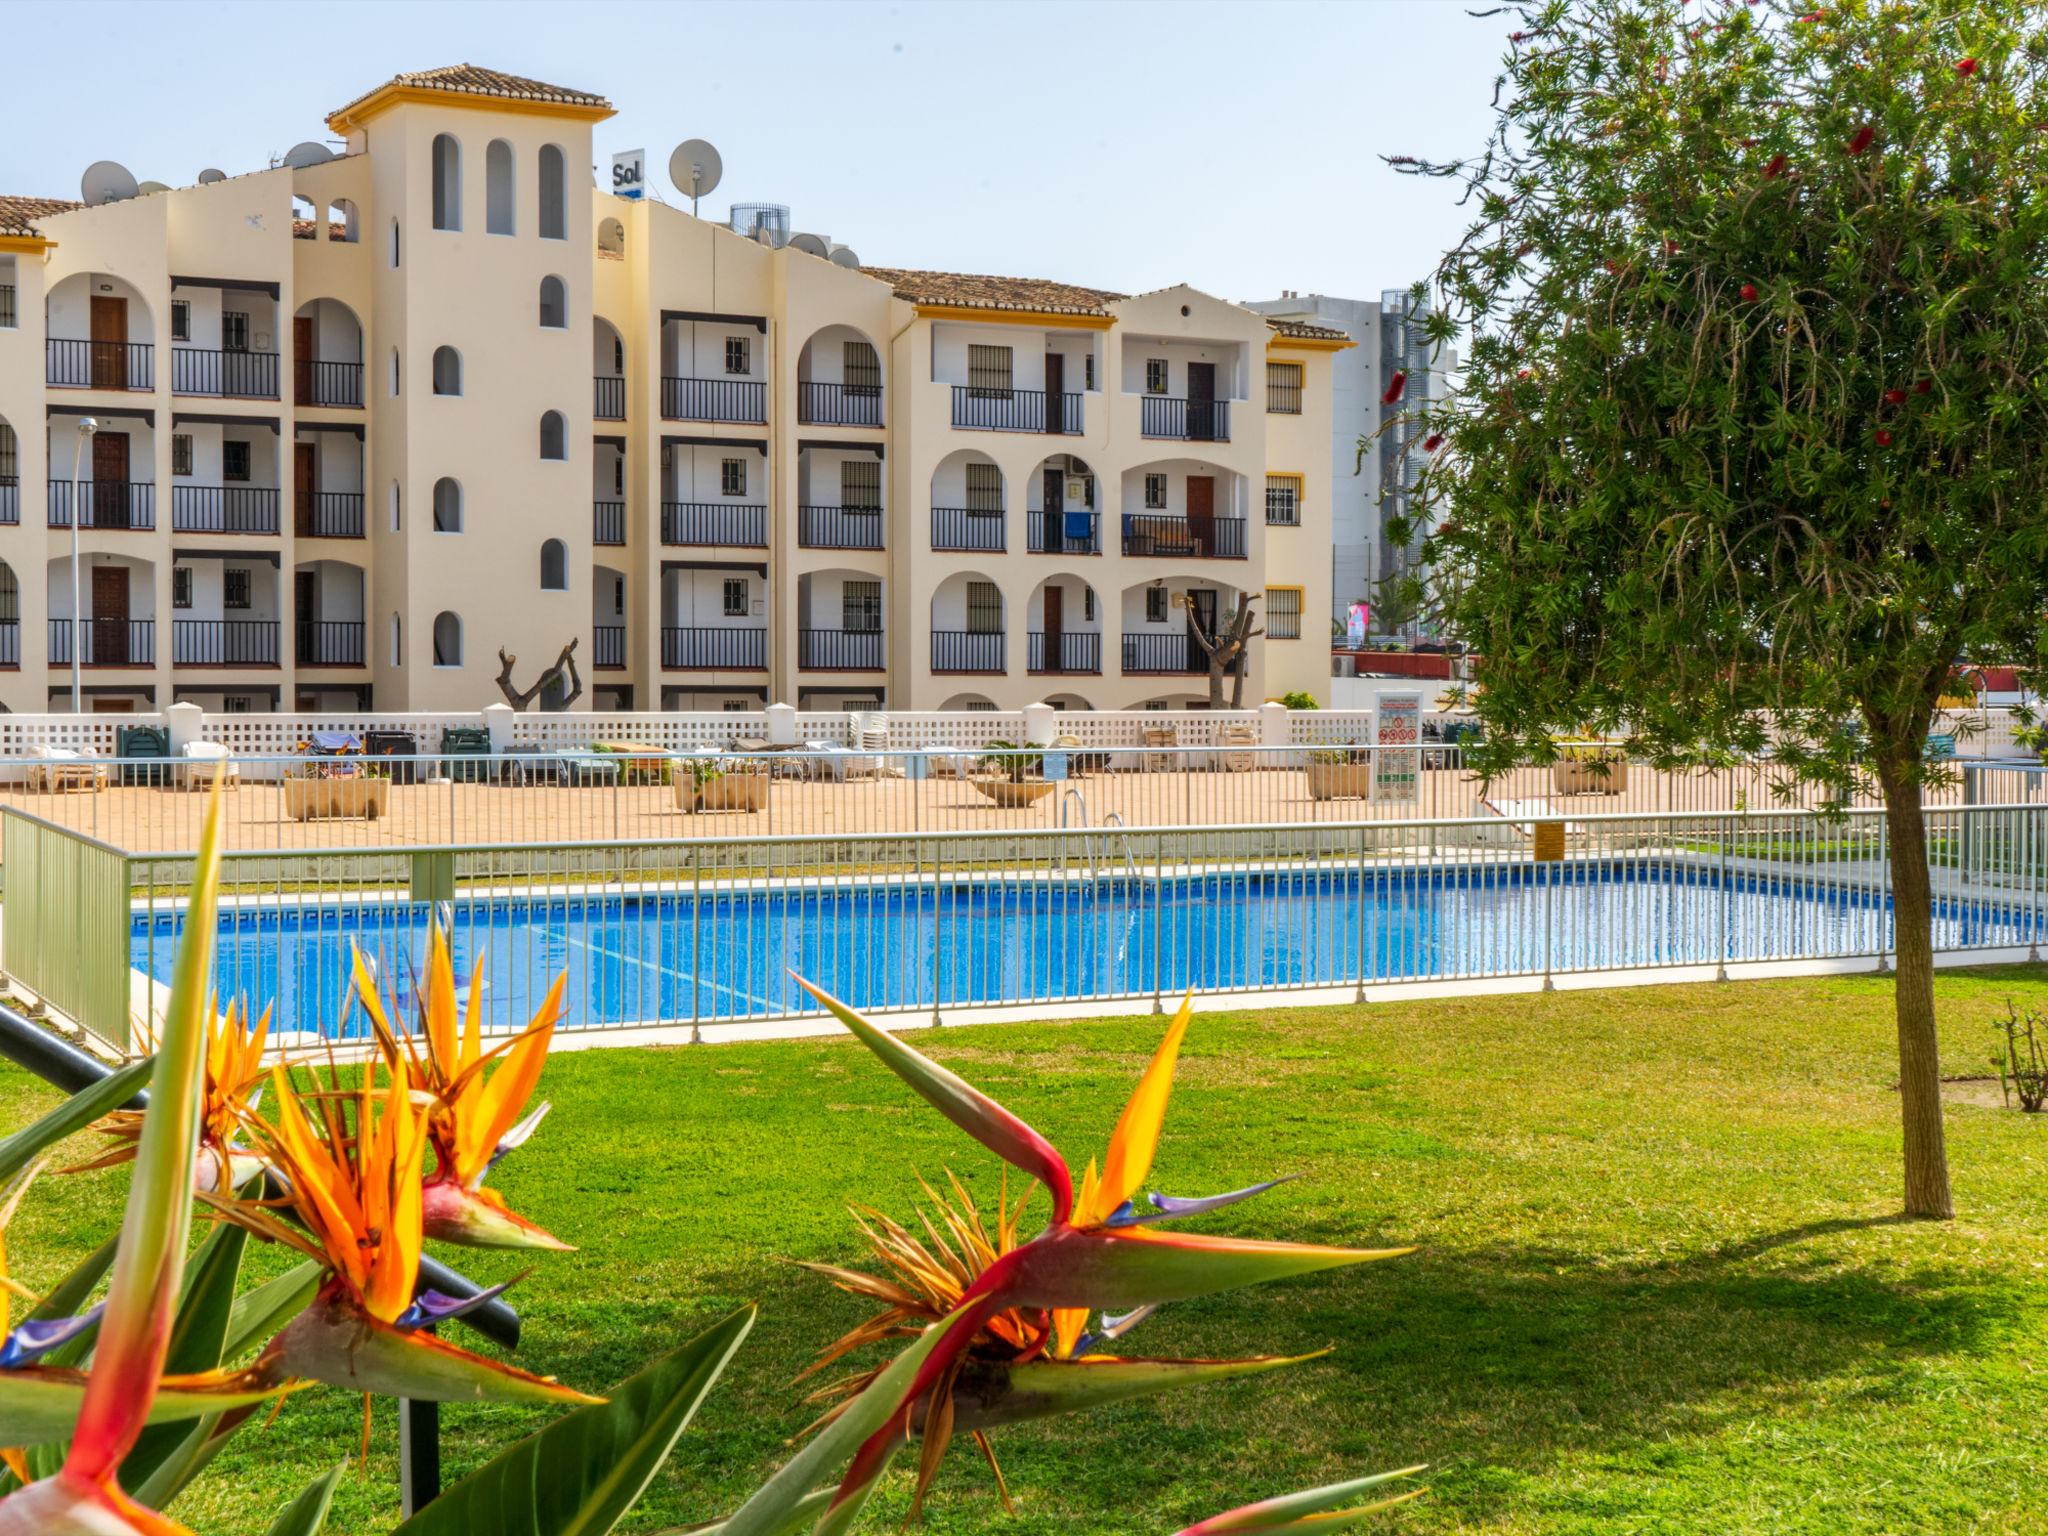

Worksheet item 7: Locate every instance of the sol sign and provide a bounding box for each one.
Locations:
[611,149,646,200]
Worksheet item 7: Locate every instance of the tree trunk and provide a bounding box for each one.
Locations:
[1874,759,1954,1220]
[1207,664,1226,708]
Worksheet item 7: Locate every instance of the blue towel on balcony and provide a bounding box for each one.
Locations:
[1065,510,1092,542]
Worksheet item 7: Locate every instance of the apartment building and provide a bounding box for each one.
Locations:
[1243,289,1453,640]
[0,65,1346,715]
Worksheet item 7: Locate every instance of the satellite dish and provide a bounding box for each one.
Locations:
[80,160,139,206]
[788,231,828,258]
[668,139,723,212]
[283,142,333,169]
[137,180,170,195]
[829,244,861,270]
[197,168,226,185]
[753,224,776,246]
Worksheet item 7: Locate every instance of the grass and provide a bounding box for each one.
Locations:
[6,966,2048,1534]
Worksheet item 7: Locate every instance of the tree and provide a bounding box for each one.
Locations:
[495,639,583,710]
[1190,593,1264,707]
[1388,0,2048,1219]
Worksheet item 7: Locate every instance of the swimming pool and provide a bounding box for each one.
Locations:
[129,858,2042,1038]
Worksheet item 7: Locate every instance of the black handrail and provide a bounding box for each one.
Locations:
[661,627,767,669]
[592,500,626,546]
[1120,514,1248,559]
[949,386,1082,434]
[798,504,884,550]
[295,491,365,539]
[660,377,766,424]
[47,338,153,391]
[797,381,883,427]
[1028,631,1102,674]
[297,360,363,408]
[593,375,626,421]
[1139,395,1231,442]
[172,486,281,535]
[295,620,365,666]
[0,479,17,527]
[1027,509,1100,555]
[931,506,1005,552]
[49,481,156,530]
[797,629,883,670]
[662,501,767,548]
[0,622,18,668]
[932,630,1005,673]
[592,625,626,669]
[172,620,280,667]
[48,620,155,666]
[172,348,279,400]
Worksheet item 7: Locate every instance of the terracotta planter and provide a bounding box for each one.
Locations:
[1551,757,1628,795]
[1306,761,1373,801]
[284,776,389,821]
[970,777,1056,808]
[673,770,769,813]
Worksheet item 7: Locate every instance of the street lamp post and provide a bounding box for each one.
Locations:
[68,417,97,713]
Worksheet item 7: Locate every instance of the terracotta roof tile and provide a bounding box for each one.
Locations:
[0,195,83,237]
[331,63,611,121]
[864,267,1126,317]
[1266,319,1350,341]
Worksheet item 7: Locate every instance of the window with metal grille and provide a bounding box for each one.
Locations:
[612,336,624,372]
[171,434,193,477]
[223,442,250,483]
[722,698,749,712]
[171,301,190,342]
[172,568,193,610]
[1145,587,1169,623]
[1265,475,1301,525]
[1083,587,1095,621]
[725,335,750,376]
[966,581,1002,634]
[723,577,749,617]
[1084,351,1095,391]
[721,457,747,497]
[223,695,255,713]
[224,569,251,610]
[965,699,997,712]
[222,312,250,352]
[1266,587,1302,639]
[966,462,1002,513]
[613,456,624,495]
[841,459,881,509]
[1145,358,1168,395]
[1144,473,1168,510]
[967,344,1013,397]
[0,567,18,623]
[613,576,625,617]
[842,580,881,632]
[843,340,881,395]
[0,422,13,483]
[1266,362,1303,414]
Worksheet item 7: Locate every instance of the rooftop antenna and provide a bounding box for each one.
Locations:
[282,142,334,169]
[79,160,140,206]
[668,139,722,217]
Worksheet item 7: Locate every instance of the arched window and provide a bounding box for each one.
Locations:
[431,347,461,396]
[431,134,462,231]
[538,411,566,460]
[538,144,567,240]
[485,140,515,235]
[389,218,401,268]
[388,348,401,398]
[597,218,624,257]
[388,481,401,532]
[329,199,359,243]
[432,611,462,667]
[389,612,402,666]
[432,477,462,533]
[539,538,568,590]
[538,276,567,329]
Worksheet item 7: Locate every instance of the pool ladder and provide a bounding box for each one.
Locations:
[1059,790,1139,885]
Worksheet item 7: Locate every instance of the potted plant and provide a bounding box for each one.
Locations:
[1305,746,1374,801]
[970,740,1056,806]
[1551,740,1629,795]
[673,755,769,812]
[284,740,390,819]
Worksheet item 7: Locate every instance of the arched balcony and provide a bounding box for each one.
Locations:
[294,559,367,667]
[930,571,1005,675]
[47,554,156,667]
[1119,461,1249,561]
[46,273,153,391]
[593,315,625,421]
[294,298,364,408]
[1026,574,1101,676]
[796,324,884,427]
[930,449,1005,553]
[1118,576,1249,677]
[797,570,883,672]
[1025,452,1099,555]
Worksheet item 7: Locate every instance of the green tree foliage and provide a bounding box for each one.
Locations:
[1389,0,2048,1217]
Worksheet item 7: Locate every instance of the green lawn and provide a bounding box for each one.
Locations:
[6,968,2048,1535]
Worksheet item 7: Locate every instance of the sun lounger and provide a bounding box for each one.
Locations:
[28,744,107,794]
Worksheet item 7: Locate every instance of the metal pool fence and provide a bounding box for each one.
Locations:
[0,746,2034,862]
[8,802,2045,1054]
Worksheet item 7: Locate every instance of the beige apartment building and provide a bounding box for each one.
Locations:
[0,66,1346,716]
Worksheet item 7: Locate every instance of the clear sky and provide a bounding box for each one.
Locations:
[0,0,1507,304]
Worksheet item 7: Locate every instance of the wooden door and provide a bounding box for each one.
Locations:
[1186,361,1216,440]
[90,566,129,665]
[1186,588,1217,674]
[1185,474,1215,555]
[1043,466,1065,551]
[294,316,314,404]
[1042,584,1064,670]
[92,698,134,714]
[294,443,316,532]
[1044,353,1065,435]
[90,296,127,389]
[91,432,129,530]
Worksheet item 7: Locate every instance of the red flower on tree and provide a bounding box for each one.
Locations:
[1846,124,1876,155]
[1885,388,1907,405]
[1875,428,1893,447]
[1382,370,1407,405]
[1740,283,1759,301]
[1956,58,1978,77]
[1764,153,1789,178]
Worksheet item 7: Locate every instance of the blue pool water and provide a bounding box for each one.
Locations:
[132,861,2038,1037]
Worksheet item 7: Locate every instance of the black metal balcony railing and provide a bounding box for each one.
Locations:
[798,628,883,671]
[1139,395,1231,443]
[797,381,883,427]
[1122,632,1229,675]
[932,630,1005,674]
[949,386,1083,435]
[1027,509,1100,555]
[1028,631,1102,674]
[296,620,365,667]
[173,619,279,667]
[594,375,626,421]
[1121,514,1248,560]
[49,620,155,667]
[171,485,280,535]
[930,506,1005,553]
[798,504,884,550]
[661,377,766,424]
[662,626,767,670]
[295,491,365,539]
[0,621,17,668]
[663,501,768,548]
[593,625,627,670]
[593,500,626,546]
[0,480,17,527]
[171,347,279,399]
[49,481,156,530]
[47,338,153,391]
[298,359,365,408]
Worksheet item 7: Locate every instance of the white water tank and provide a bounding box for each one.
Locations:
[729,202,791,246]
